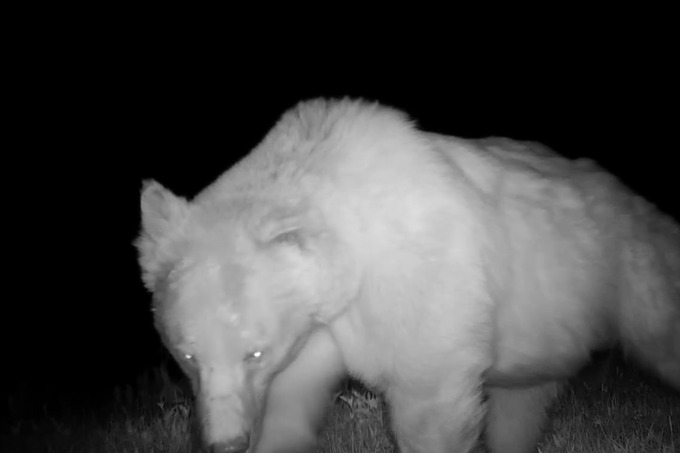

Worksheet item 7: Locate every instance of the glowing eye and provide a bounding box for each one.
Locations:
[245,350,263,362]
[184,353,193,361]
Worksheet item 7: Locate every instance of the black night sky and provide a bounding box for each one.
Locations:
[6,28,677,422]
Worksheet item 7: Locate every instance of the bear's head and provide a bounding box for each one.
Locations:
[136,180,358,451]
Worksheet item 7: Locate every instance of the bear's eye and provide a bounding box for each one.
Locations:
[244,350,264,363]
[271,229,307,250]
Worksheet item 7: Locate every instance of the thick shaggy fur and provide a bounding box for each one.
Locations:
[137,98,680,453]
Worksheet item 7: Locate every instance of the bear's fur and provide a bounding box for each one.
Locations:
[137,98,680,453]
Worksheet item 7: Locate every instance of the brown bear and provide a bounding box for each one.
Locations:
[137,98,679,453]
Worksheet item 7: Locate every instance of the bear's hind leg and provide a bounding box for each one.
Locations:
[484,382,562,453]
[618,222,680,391]
[618,286,680,391]
[622,329,680,391]
[255,328,346,453]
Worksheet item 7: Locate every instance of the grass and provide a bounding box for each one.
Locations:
[3,353,678,452]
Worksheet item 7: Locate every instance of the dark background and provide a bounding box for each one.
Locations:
[6,22,677,416]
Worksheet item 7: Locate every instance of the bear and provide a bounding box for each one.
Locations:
[136,98,680,453]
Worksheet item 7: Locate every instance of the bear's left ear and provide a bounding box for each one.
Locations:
[136,180,189,291]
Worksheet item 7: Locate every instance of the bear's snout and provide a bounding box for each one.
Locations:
[208,432,250,453]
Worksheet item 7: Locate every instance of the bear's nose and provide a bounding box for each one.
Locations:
[209,433,250,453]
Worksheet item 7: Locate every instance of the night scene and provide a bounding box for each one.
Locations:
[4,34,678,453]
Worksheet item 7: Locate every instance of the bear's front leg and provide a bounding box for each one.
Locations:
[254,328,346,453]
[484,382,562,453]
[386,374,485,453]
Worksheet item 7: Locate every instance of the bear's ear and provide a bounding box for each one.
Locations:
[136,180,189,291]
[139,180,188,242]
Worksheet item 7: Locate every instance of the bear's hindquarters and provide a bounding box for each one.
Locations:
[617,220,680,391]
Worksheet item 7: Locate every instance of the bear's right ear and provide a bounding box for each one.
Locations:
[139,180,188,242]
[136,180,189,291]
